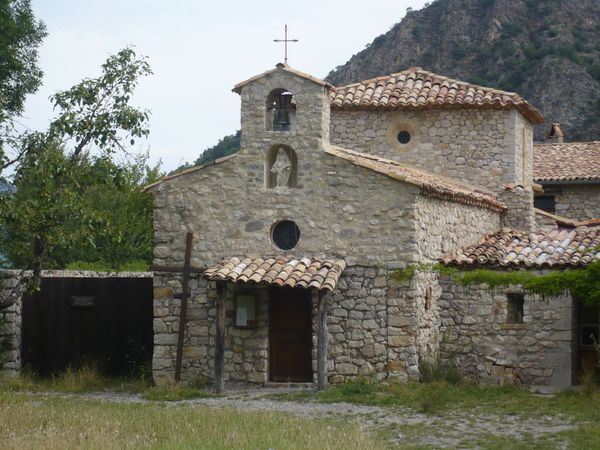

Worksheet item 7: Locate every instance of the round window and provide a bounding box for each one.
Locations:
[272,220,300,250]
[397,130,411,144]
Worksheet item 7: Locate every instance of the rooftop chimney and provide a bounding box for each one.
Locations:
[545,123,564,143]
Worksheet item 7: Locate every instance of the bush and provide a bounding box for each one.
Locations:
[419,356,462,385]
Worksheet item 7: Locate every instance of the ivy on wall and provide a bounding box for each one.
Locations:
[391,260,600,305]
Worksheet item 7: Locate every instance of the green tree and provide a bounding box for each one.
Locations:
[0,0,46,169]
[0,0,46,117]
[0,48,155,284]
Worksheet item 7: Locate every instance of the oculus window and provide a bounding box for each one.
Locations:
[397,130,411,144]
[272,220,300,250]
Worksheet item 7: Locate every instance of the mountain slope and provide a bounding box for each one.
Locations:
[326,0,600,141]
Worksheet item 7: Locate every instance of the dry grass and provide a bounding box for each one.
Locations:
[0,391,384,450]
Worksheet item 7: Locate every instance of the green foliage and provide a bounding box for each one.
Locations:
[0,49,158,279]
[419,356,462,385]
[1,149,159,271]
[49,48,152,158]
[392,260,600,305]
[0,0,47,118]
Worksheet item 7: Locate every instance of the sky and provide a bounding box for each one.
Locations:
[24,0,429,172]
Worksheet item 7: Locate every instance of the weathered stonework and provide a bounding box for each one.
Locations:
[438,277,574,386]
[551,185,600,221]
[330,108,533,195]
[148,65,564,387]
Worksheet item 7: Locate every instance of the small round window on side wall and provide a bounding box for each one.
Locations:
[397,130,411,144]
[272,220,300,250]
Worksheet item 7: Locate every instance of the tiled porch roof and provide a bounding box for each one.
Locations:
[330,67,544,124]
[441,227,600,269]
[203,256,346,291]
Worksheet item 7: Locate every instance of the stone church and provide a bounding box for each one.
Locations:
[146,63,600,389]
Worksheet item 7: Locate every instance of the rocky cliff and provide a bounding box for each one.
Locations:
[326,0,600,142]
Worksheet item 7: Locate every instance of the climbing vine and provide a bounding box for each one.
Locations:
[391,260,600,305]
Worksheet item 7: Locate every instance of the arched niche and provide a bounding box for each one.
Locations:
[265,145,298,188]
[265,88,297,132]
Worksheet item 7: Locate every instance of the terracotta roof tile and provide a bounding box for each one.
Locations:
[204,256,346,291]
[442,227,600,269]
[325,145,505,212]
[330,67,544,124]
[533,142,600,183]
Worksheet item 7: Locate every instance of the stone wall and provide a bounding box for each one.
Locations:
[152,267,441,386]
[0,270,28,376]
[552,185,600,221]
[415,195,501,262]
[439,277,574,386]
[153,273,270,385]
[499,185,536,231]
[330,108,533,194]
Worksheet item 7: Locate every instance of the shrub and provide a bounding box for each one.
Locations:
[419,356,462,385]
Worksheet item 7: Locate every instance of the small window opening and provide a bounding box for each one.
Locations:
[507,293,524,324]
[266,89,296,131]
[534,195,556,213]
[272,220,300,250]
[397,130,411,144]
[424,286,432,311]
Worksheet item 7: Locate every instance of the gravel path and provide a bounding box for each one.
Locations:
[19,388,577,448]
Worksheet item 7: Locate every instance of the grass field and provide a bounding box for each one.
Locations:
[2,372,600,449]
[0,390,383,450]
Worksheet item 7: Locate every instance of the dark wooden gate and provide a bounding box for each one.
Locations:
[21,277,153,377]
[269,287,312,382]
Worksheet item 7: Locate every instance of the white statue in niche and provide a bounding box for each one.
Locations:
[270,147,292,187]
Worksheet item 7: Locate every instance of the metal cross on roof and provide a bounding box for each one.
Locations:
[273,24,298,64]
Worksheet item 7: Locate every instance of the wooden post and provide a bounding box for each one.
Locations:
[215,281,225,393]
[174,232,193,383]
[317,289,328,391]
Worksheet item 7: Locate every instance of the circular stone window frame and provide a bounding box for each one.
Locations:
[269,219,301,251]
[386,119,420,152]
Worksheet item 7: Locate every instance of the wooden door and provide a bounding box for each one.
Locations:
[269,287,312,382]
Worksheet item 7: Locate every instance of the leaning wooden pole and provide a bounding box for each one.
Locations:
[174,232,193,383]
[317,289,329,391]
[215,281,225,393]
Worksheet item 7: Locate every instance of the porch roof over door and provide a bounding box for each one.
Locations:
[203,256,346,291]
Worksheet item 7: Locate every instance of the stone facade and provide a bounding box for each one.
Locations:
[330,108,533,195]
[438,278,574,386]
[551,185,600,221]
[148,65,577,387]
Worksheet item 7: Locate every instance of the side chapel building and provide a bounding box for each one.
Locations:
[146,64,600,388]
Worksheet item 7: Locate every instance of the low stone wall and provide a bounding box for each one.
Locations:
[0,271,29,376]
[438,276,574,386]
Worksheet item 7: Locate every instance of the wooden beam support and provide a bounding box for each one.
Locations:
[174,232,193,383]
[214,281,225,393]
[317,289,329,391]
